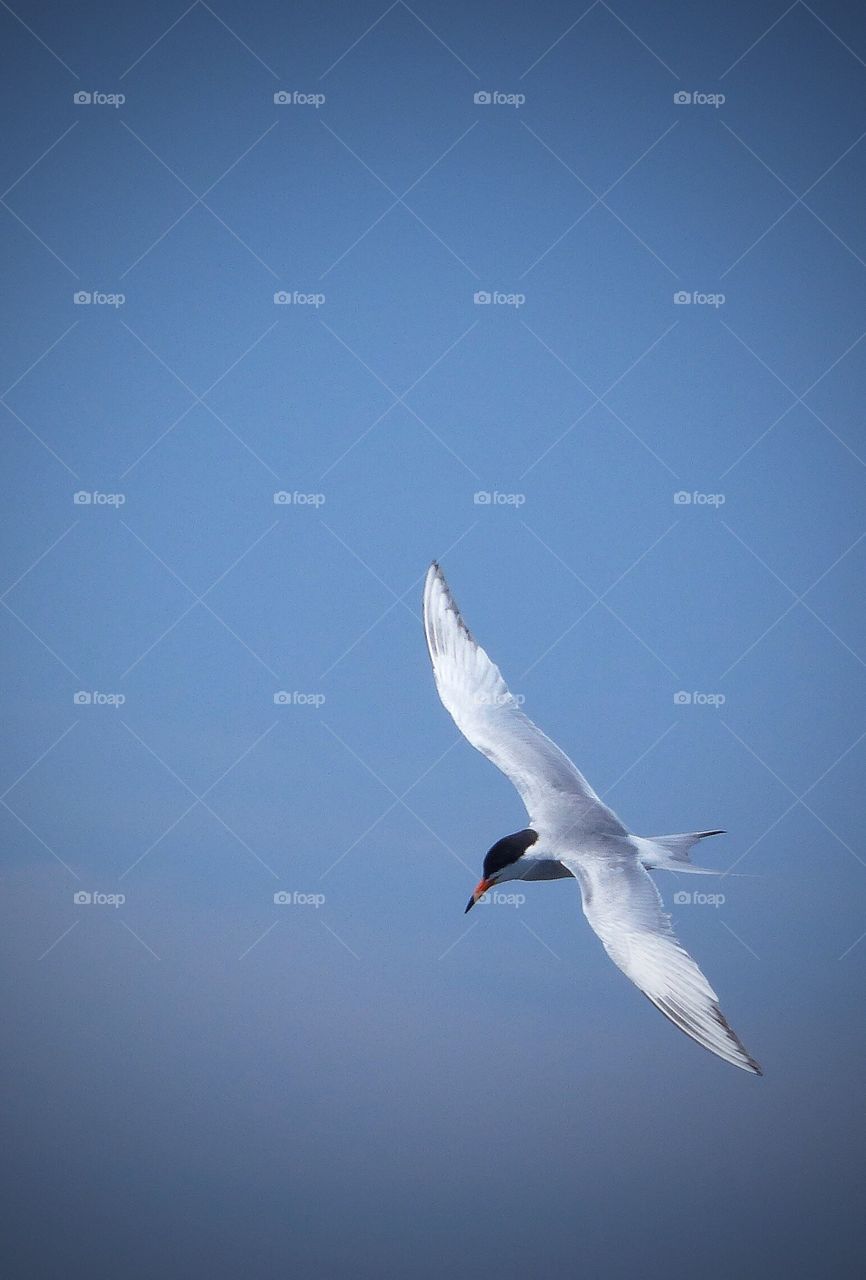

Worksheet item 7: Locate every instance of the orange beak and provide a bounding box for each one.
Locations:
[465,877,492,913]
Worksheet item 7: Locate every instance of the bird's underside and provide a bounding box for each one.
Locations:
[422,561,762,1076]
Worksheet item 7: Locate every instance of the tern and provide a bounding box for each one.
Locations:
[423,562,761,1075]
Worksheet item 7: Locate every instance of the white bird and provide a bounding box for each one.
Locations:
[423,562,761,1075]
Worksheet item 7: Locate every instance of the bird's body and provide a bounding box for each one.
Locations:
[422,561,761,1076]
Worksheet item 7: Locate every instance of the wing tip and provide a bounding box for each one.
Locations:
[712,1003,763,1075]
[423,560,461,665]
[422,560,476,649]
[423,560,444,604]
[648,992,763,1075]
[733,1050,763,1076]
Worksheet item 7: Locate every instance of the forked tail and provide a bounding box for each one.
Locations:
[632,830,726,875]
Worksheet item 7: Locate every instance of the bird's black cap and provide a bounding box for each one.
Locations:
[482,828,538,880]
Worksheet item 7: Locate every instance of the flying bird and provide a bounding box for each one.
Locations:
[423,562,761,1075]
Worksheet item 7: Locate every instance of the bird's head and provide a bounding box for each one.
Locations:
[465,828,538,912]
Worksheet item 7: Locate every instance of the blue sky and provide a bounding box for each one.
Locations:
[2,1,866,1276]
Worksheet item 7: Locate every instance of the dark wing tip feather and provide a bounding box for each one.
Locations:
[424,561,476,647]
[711,1003,763,1075]
[647,992,762,1075]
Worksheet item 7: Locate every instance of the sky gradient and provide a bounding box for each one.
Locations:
[2,2,866,1277]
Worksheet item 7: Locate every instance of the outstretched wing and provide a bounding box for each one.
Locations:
[563,853,762,1074]
[422,562,624,838]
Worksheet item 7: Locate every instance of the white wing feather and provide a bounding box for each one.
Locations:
[423,562,624,838]
[563,853,762,1074]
